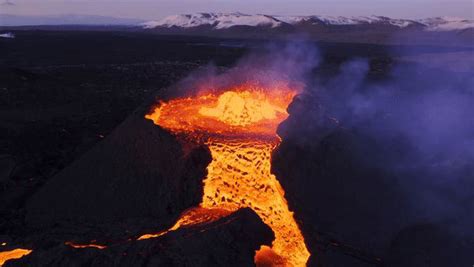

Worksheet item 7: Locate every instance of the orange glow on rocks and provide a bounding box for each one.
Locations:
[0,248,32,266]
[65,242,107,250]
[138,207,232,240]
[143,82,310,266]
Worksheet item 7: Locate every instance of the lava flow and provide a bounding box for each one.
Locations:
[0,248,32,266]
[65,241,107,250]
[143,83,310,266]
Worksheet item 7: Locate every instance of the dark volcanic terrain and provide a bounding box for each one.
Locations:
[0,31,473,266]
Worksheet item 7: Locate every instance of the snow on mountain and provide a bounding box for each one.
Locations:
[142,12,281,29]
[143,13,474,32]
[275,15,418,27]
[0,32,15,38]
[316,15,385,25]
[1,12,472,32]
[419,17,474,31]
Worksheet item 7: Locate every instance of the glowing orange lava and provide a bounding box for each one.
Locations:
[0,248,32,266]
[143,83,310,266]
[65,241,107,250]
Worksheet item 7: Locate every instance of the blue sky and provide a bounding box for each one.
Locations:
[1,0,473,19]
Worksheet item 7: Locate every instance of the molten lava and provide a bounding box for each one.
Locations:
[0,248,32,266]
[143,83,310,266]
[65,242,107,250]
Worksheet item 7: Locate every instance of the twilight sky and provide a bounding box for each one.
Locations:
[1,0,473,19]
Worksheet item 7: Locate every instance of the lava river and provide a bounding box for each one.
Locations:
[142,83,310,266]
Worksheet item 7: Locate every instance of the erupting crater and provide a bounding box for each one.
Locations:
[142,83,310,266]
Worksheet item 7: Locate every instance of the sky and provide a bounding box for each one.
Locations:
[1,0,473,20]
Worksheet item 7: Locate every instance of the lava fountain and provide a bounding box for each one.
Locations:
[142,83,310,266]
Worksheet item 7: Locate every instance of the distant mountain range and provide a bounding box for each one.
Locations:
[140,13,473,46]
[142,13,474,32]
[1,13,473,46]
[2,13,472,31]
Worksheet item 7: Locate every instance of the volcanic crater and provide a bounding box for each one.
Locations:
[143,83,310,266]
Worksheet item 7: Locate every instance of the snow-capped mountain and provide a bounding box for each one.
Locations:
[0,32,15,38]
[142,12,282,29]
[2,12,471,46]
[142,12,473,32]
[419,17,474,31]
[3,12,472,32]
[275,15,419,28]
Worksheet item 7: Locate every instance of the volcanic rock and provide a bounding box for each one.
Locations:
[273,95,412,264]
[6,208,273,267]
[386,224,473,267]
[274,90,474,266]
[0,154,15,183]
[25,106,211,228]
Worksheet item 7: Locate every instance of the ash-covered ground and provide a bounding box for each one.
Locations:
[0,31,473,266]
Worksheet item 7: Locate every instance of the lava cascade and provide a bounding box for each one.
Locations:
[143,83,310,266]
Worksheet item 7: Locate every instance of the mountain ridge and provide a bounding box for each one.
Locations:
[142,13,474,32]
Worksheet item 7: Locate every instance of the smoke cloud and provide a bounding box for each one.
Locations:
[165,38,319,98]
[163,37,473,245]
[303,40,474,240]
